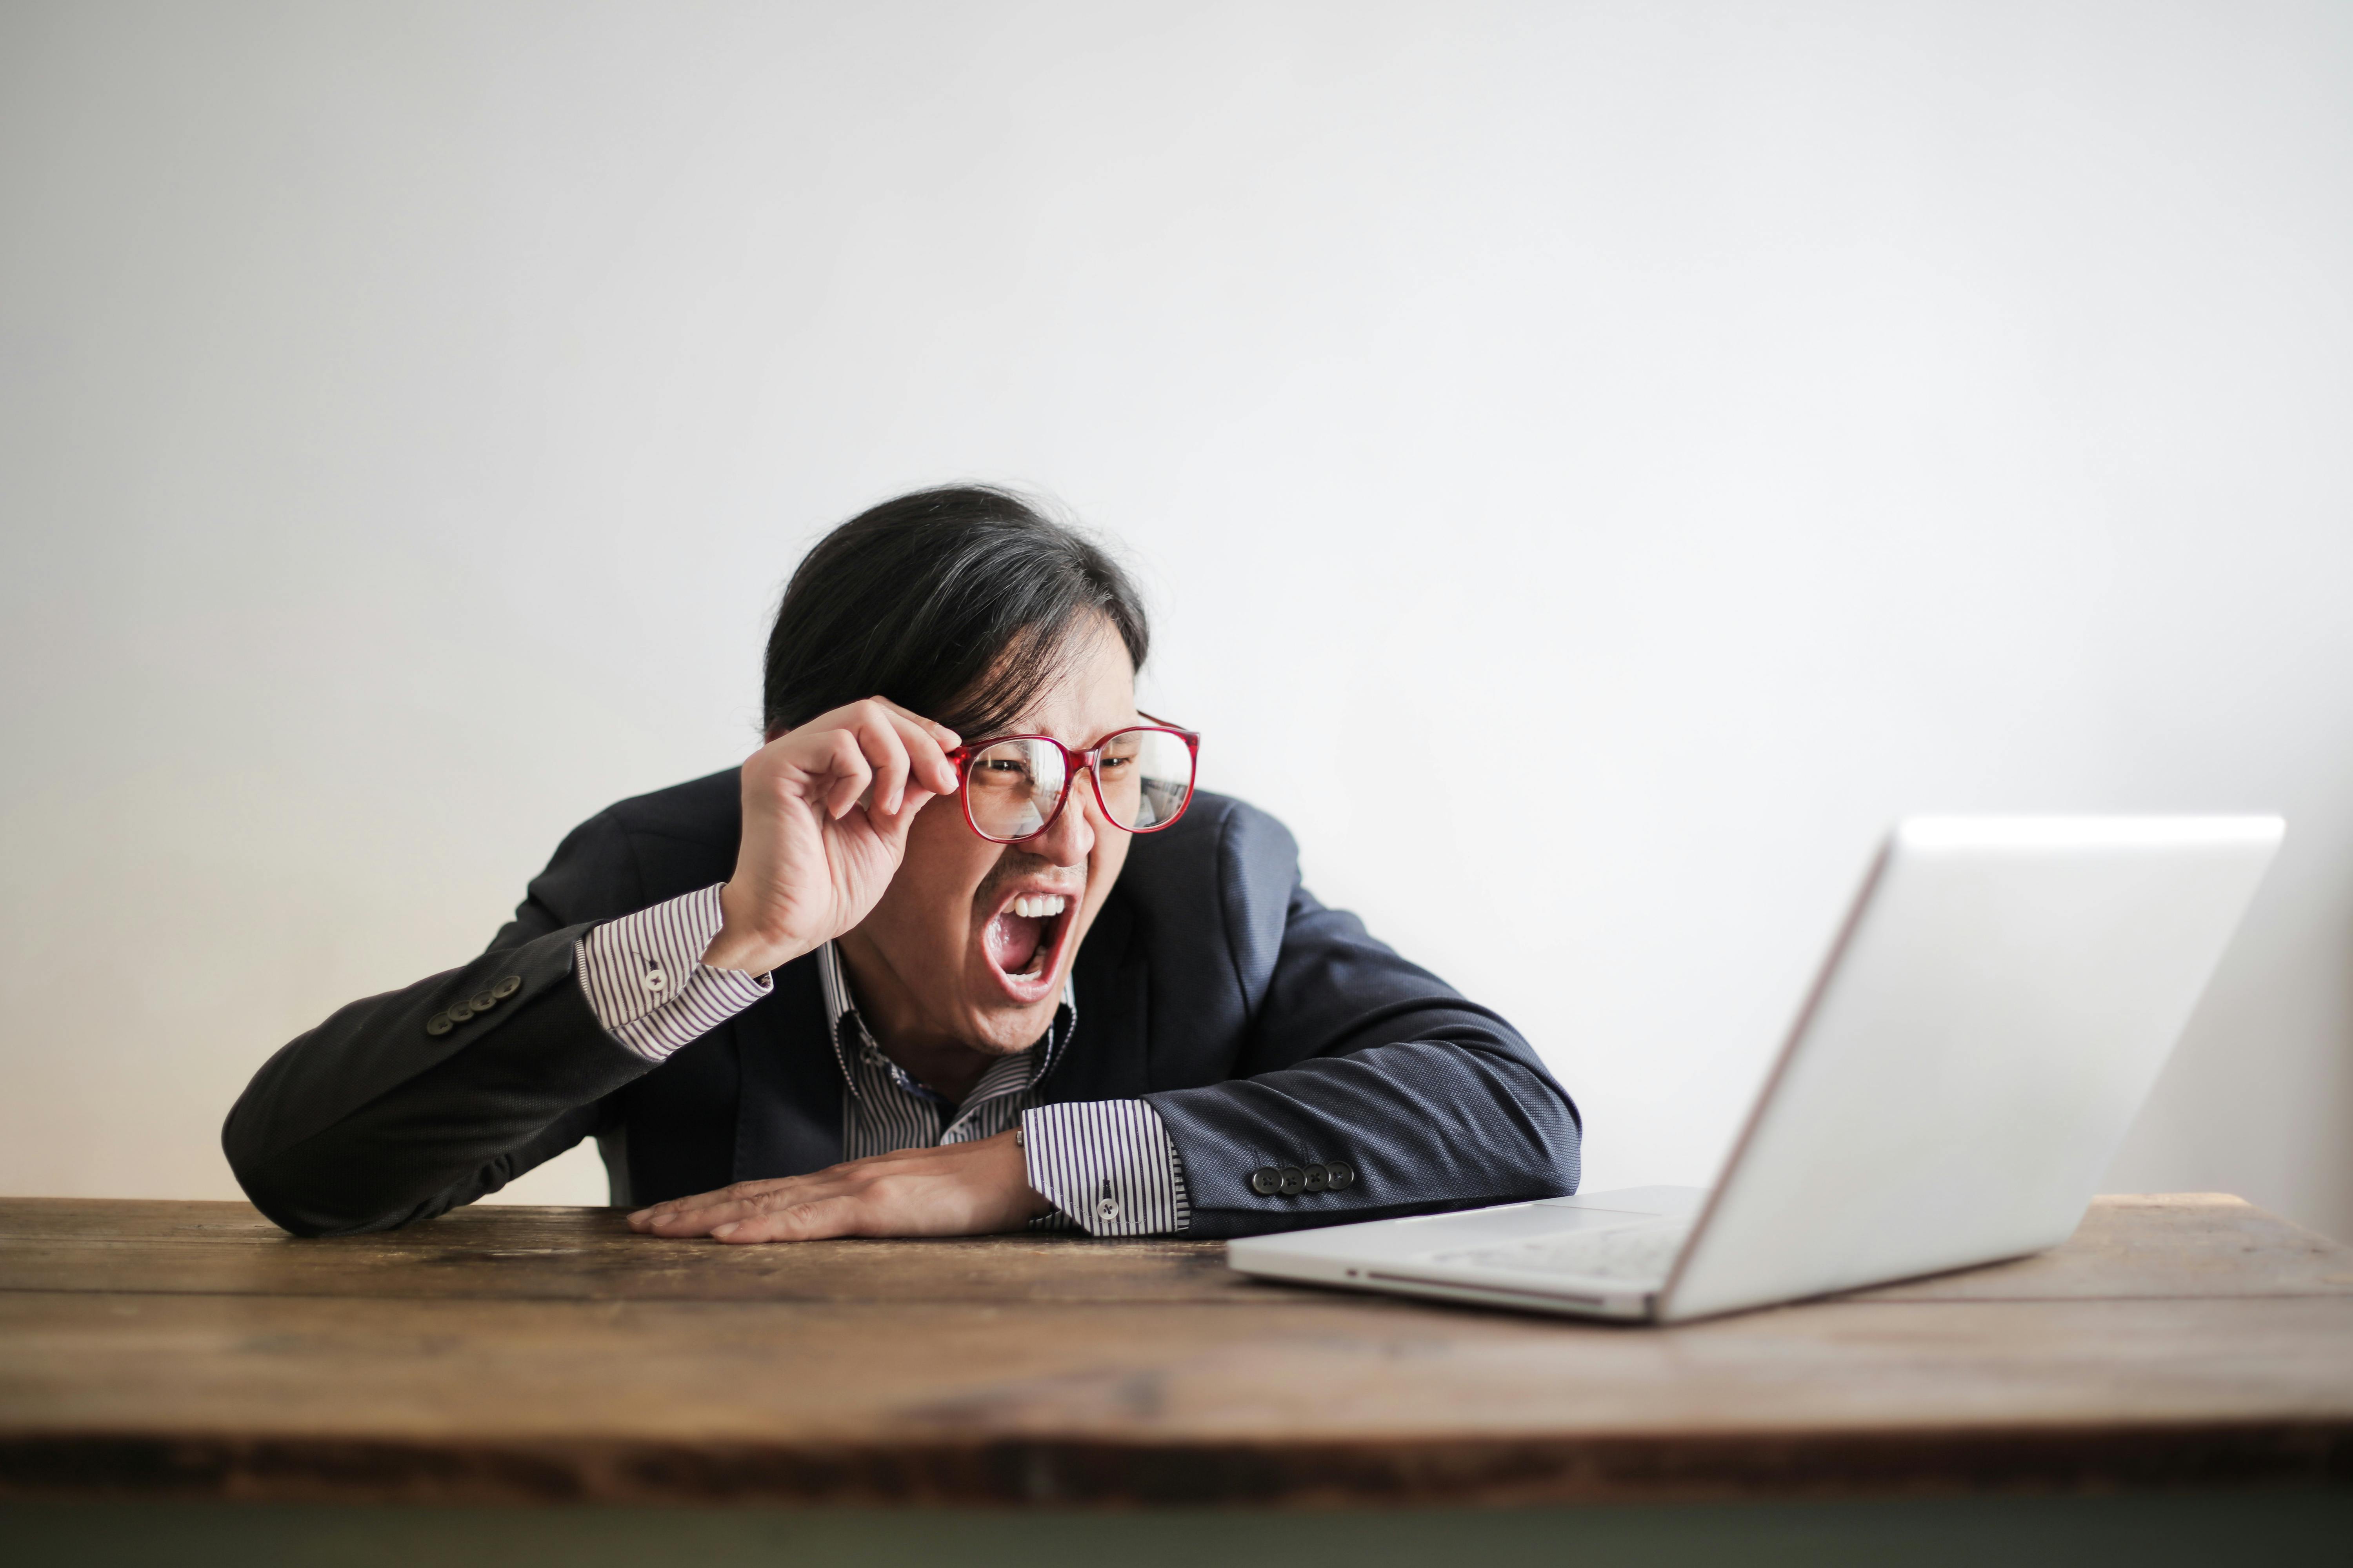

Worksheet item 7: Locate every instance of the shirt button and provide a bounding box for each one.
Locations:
[1277,1166,1307,1196]
[1095,1197,1121,1221]
[641,967,668,993]
[1249,1166,1282,1196]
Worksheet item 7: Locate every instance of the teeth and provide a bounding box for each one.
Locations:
[1011,894,1068,919]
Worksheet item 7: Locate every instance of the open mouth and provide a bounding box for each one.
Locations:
[980,888,1078,1002]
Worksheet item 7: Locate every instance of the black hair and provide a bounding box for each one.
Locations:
[762,485,1150,741]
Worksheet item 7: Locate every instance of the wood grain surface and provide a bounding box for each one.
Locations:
[2,1194,2349,1505]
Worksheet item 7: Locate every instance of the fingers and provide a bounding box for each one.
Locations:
[711,1195,862,1243]
[635,1177,781,1224]
[818,729,871,819]
[872,700,961,801]
[628,1176,802,1236]
[871,696,960,756]
[858,708,962,817]
[627,1158,896,1237]
[842,704,911,817]
[624,1138,1039,1245]
[787,699,960,819]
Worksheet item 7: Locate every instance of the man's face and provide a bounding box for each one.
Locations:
[838,618,1140,1056]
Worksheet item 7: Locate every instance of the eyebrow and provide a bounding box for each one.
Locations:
[993,714,1144,745]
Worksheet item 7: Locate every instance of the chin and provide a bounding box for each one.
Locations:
[962,993,1065,1054]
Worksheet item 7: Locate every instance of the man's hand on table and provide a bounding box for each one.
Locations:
[626,1129,1055,1241]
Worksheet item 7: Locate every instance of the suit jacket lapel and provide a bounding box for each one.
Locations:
[731,952,846,1180]
[1049,888,1154,1102]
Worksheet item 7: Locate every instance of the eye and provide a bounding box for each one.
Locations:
[971,758,1031,784]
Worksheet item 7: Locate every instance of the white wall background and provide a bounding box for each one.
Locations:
[4,1,2349,1235]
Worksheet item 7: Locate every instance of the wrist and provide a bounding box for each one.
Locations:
[997,1128,1055,1221]
[700,897,804,977]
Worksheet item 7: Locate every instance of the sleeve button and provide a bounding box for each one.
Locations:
[470,991,497,1012]
[446,1002,475,1023]
[1249,1166,1282,1196]
[491,975,522,999]
[1302,1163,1329,1192]
[1324,1161,1356,1191]
[424,1013,453,1037]
[1277,1166,1307,1196]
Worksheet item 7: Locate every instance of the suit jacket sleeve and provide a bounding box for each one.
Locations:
[220,812,658,1237]
[1142,811,1584,1239]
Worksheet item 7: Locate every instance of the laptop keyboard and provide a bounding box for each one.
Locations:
[1429,1219,1693,1283]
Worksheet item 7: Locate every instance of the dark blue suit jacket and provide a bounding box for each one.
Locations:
[224,773,1582,1237]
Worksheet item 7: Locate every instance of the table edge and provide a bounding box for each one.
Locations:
[4,1419,2350,1508]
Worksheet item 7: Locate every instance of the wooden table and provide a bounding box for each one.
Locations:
[2,1193,2351,1512]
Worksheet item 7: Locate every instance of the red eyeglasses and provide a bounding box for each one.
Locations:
[946,720,1199,844]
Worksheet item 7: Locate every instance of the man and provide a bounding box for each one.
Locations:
[224,486,1583,1241]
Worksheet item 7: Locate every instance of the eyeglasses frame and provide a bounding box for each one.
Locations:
[944,715,1201,845]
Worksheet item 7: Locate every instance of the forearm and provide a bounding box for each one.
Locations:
[222,924,646,1235]
[1145,1037,1583,1240]
[226,882,782,1236]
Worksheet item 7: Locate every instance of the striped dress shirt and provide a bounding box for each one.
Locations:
[574,884,1190,1236]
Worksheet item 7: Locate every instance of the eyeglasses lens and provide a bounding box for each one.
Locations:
[966,738,1066,842]
[1096,728,1193,831]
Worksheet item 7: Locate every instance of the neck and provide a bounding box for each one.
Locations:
[833,934,1007,1106]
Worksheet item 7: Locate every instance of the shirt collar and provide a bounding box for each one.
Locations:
[816,940,1076,1103]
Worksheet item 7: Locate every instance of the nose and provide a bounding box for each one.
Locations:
[1032,775,1099,868]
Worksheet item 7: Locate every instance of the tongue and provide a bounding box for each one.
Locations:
[986,911,1047,975]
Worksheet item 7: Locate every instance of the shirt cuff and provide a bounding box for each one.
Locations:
[575,884,773,1063]
[1020,1100,1191,1236]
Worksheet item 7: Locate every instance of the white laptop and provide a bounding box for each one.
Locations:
[1228,816,2283,1323]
